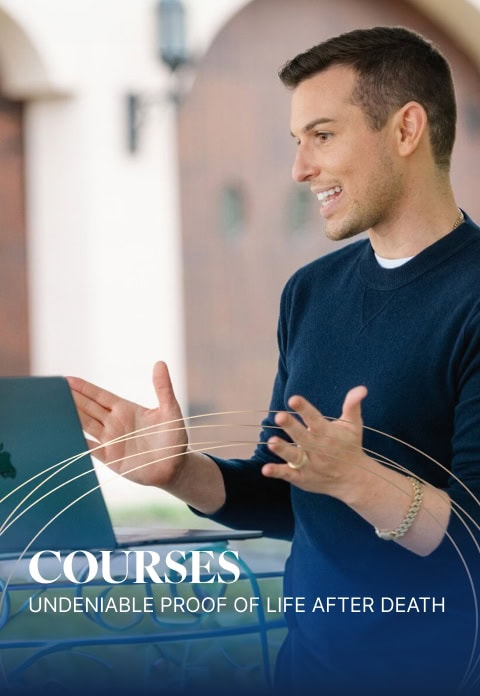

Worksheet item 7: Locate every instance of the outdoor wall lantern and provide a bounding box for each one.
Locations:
[126,0,191,153]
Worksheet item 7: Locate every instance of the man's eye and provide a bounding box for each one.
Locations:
[315,132,332,142]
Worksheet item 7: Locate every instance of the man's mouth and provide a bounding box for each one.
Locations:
[317,186,342,208]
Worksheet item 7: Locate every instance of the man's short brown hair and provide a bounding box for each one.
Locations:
[279,26,456,170]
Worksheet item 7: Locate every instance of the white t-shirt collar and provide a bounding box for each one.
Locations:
[374,254,414,269]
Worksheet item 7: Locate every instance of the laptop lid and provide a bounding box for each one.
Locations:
[0,377,262,558]
[0,376,116,557]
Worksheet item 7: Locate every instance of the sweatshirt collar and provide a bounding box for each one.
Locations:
[358,212,477,290]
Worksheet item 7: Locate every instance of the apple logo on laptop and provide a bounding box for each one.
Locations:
[0,443,16,478]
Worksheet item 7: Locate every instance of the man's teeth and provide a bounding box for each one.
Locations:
[317,186,342,204]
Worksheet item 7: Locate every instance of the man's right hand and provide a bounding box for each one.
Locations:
[67,361,226,514]
[67,361,188,489]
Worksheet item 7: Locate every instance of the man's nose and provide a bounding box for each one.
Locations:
[291,145,320,182]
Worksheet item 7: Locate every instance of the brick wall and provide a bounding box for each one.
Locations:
[0,96,29,375]
[178,0,480,445]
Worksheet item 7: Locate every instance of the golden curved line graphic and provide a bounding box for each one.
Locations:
[0,410,479,690]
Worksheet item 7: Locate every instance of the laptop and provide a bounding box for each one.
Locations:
[0,376,262,558]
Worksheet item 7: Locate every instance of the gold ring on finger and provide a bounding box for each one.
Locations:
[287,450,308,470]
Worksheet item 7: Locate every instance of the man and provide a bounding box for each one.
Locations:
[69,27,480,694]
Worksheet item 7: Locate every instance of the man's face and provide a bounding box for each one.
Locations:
[290,65,402,241]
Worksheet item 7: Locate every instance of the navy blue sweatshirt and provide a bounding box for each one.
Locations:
[202,214,480,693]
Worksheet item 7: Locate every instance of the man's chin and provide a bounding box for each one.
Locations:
[325,222,362,242]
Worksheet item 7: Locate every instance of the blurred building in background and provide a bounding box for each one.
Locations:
[1,0,480,508]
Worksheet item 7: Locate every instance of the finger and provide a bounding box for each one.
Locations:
[268,436,306,467]
[262,462,303,483]
[152,361,181,412]
[340,386,368,427]
[274,409,310,444]
[76,410,106,442]
[285,395,327,435]
[70,389,111,431]
[66,376,119,411]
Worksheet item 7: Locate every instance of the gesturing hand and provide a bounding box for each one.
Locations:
[67,361,188,489]
[263,386,371,501]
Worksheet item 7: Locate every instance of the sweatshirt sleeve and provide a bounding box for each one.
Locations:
[431,305,480,565]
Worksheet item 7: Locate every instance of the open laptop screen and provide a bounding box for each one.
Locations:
[0,376,116,556]
[0,377,262,559]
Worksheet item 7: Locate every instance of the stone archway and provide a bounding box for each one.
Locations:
[0,4,63,375]
[178,0,480,426]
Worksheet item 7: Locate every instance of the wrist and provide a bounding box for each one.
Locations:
[374,476,423,541]
[164,450,226,514]
[331,452,379,507]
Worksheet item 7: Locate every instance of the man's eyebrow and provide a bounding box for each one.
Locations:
[290,117,335,138]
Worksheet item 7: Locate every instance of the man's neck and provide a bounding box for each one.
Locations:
[368,181,459,259]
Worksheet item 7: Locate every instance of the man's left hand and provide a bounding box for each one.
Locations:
[263,386,371,501]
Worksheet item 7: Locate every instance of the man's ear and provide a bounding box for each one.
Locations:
[393,101,428,158]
